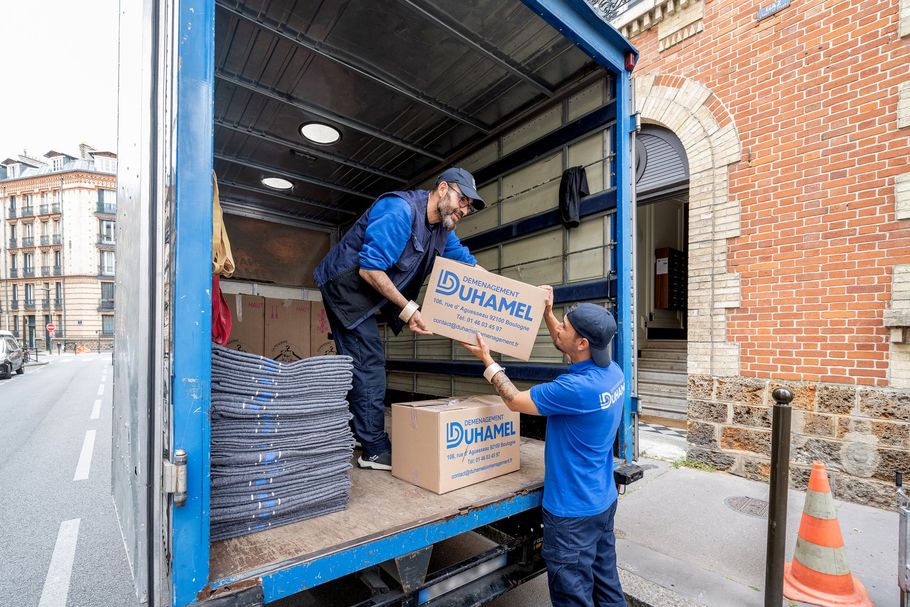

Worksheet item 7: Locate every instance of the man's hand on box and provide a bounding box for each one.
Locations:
[459,333,494,367]
[539,284,554,310]
[408,310,432,335]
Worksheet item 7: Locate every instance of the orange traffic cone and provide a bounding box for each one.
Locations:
[783,461,873,606]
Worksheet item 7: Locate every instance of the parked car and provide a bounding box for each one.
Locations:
[0,331,25,378]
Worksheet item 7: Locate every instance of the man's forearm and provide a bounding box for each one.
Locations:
[543,307,559,339]
[359,268,409,309]
[490,370,521,406]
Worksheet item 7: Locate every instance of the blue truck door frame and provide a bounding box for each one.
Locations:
[166,1,636,605]
[521,0,638,463]
[170,0,216,605]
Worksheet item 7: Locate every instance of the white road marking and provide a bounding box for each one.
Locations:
[73,430,96,481]
[90,399,102,420]
[97,383,104,396]
[38,518,80,607]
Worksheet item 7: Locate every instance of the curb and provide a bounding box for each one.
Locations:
[24,361,50,367]
[620,568,705,607]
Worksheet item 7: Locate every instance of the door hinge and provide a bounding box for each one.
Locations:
[163,448,188,507]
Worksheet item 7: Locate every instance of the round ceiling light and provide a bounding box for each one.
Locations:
[261,176,293,190]
[300,122,341,145]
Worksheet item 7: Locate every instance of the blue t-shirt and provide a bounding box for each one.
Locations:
[359,195,476,271]
[530,359,625,517]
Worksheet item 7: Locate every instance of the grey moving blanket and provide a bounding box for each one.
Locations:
[210,344,355,541]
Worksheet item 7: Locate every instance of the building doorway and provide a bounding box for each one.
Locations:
[635,125,689,421]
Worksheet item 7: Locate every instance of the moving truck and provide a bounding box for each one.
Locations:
[113,1,639,605]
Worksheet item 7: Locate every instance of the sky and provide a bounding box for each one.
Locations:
[0,0,120,160]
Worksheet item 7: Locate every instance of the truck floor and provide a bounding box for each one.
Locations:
[209,437,545,582]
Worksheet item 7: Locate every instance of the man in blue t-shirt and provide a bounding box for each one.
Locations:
[461,294,626,607]
[315,168,483,471]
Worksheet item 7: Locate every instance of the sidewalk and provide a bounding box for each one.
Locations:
[615,456,897,606]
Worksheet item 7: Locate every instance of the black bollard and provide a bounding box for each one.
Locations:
[765,387,793,606]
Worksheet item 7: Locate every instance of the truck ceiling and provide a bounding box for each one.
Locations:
[212,0,632,228]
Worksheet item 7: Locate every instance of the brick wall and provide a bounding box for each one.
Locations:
[624,0,910,507]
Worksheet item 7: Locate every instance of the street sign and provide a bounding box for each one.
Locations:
[48,329,56,338]
[46,323,56,332]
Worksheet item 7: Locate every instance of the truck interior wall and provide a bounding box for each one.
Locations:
[381,77,617,400]
[220,214,331,287]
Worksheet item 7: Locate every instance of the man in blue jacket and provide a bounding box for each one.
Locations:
[315,168,484,470]
[461,294,626,607]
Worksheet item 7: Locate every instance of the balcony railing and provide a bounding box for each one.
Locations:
[96,202,117,215]
[41,265,50,276]
[40,235,50,246]
[53,265,62,276]
[98,265,115,276]
[8,238,16,248]
[42,298,50,309]
[23,268,35,277]
[21,206,34,217]
[21,236,34,247]
[7,207,16,219]
[10,300,18,310]
[52,234,62,245]
[97,234,116,246]
[54,297,62,307]
[9,268,18,278]
[24,299,35,310]
[98,298,115,311]
[39,204,48,215]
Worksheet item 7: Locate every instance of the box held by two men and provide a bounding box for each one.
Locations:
[391,395,520,494]
[419,257,547,361]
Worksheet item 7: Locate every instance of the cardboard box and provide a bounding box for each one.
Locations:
[391,395,520,494]
[419,257,547,360]
[310,300,336,356]
[226,294,265,355]
[264,298,311,361]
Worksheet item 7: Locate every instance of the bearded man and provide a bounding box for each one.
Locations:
[314,168,484,470]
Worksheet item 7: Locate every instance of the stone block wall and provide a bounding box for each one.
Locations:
[687,375,906,509]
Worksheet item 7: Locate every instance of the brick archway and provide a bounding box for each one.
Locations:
[634,73,743,376]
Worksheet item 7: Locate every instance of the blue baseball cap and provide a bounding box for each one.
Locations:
[437,167,485,210]
[566,303,616,367]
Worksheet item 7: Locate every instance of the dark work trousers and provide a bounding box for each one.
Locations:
[542,500,625,607]
[323,303,392,457]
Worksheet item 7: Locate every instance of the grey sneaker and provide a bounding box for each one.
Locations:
[357,451,392,470]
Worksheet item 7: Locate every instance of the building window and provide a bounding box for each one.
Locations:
[12,284,18,302]
[101,281,115,310]
[25,222,33,238]
[54,251,61,268]
[25,284,34,304]
[102,315,114,335]
[9,224,16,240]
[100,251,115,275]
[24,253,33,270]
[52,157,64,171]
[55,282,62,304]
[99,220,115,243]
[10,253,16,270]
[12,316,18,337]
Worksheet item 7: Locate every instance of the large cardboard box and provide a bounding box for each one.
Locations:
[226,294,265,355]
[419,258,547,361]
[391,395,520,494]
[310,300,336,356]
[264,298,311,361]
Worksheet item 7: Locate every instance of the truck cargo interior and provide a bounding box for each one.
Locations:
[113,1,636,605]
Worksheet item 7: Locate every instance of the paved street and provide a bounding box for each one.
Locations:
[0,354,138,607]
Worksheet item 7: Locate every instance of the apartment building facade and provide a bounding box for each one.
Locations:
[0,147,117,351]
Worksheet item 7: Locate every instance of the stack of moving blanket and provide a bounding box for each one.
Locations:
[210,344,355,541]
